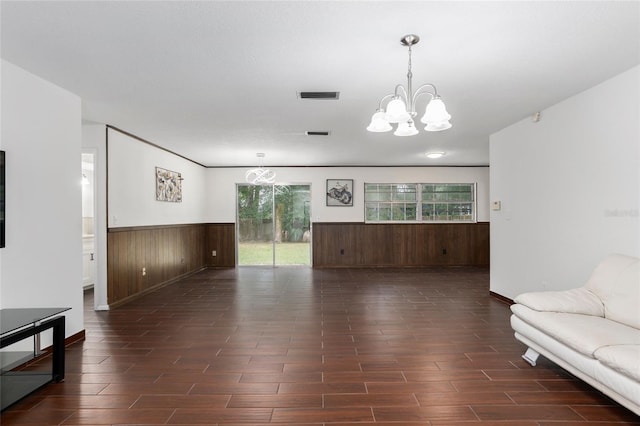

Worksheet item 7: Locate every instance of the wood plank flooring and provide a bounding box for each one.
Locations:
[2,267,638,425]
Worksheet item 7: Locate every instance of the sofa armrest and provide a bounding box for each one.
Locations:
[514,287,604,316]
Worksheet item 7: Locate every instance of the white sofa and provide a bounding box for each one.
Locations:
[510,254,640,415]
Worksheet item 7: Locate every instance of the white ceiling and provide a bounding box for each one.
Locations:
[2,1,638,167]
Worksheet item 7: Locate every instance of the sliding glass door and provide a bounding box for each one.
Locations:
[237,184,311,266]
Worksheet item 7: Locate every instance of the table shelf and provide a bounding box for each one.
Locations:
[0,351,33,373]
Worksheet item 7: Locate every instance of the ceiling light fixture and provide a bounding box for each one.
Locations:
[367,34,452,136]
[245,153,276,185]
[425,151,445,159]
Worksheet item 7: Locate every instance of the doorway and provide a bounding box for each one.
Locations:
[237,184,311,266]
[81,153,96,302]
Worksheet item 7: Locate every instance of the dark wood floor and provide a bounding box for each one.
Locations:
[2,267,638,425]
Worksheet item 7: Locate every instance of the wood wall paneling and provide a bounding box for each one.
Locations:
[312,222,489,267]
[107,224,235,306]
[205,223,236,267]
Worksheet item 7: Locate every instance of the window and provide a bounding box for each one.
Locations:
[421,184,475,221]
[365,184,417,221]
[365,183,476,223]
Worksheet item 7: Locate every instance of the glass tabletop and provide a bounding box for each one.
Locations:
[0,308,71,336]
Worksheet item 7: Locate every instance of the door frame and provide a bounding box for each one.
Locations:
[81,147,108,310]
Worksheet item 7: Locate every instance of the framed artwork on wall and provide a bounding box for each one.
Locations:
[326,179,353,206]
[155,167,183,202]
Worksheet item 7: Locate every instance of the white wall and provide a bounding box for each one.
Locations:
[205,167,490,223]
[107,128,208,227]
[0,60,84,339]
[490,65,640,299]
[107,128,490,226]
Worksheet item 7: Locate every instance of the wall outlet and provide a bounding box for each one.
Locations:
[142,267,146,276]
[212,250,217,257]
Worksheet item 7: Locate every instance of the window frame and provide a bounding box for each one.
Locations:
[364,182,477,224]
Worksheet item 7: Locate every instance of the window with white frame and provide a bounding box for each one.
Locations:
[365,183,476,223]
[365,184,418,221]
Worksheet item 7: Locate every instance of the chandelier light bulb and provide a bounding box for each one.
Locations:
[367,111,393,132]
[385,98,411,123]
[394,120,419,137]
[421,97,451,124]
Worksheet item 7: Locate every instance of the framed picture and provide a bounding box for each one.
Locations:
[156,167,183,202]
[326,179,353,206]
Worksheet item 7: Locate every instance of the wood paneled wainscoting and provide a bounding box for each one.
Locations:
[312,222,489,267]
[107,223,235,307]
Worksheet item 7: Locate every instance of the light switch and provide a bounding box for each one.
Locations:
[491,201,501,211]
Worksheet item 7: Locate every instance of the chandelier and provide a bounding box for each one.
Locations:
[367,34,452,136]
[245,153,276,185]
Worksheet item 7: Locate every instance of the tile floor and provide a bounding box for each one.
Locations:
[1,267,638,425]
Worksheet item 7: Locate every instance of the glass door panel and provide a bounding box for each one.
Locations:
[274,185,311,266]
[237,185,274,265]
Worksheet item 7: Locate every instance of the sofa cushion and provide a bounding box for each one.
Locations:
[514,288,604,317]
[584,254,640,328]
[511,304,640,357]
[603,262,640,329]
[594,345,640,382]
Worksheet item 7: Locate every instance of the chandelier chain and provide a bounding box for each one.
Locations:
[407,44,414,114]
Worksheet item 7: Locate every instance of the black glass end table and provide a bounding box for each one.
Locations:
[0,307,70,410]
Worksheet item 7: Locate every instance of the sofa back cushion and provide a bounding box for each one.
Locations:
[514,288,604,316]
[584,254,640,329]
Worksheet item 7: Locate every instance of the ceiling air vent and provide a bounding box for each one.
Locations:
[298,91,340,100]
[306,131,331,136]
